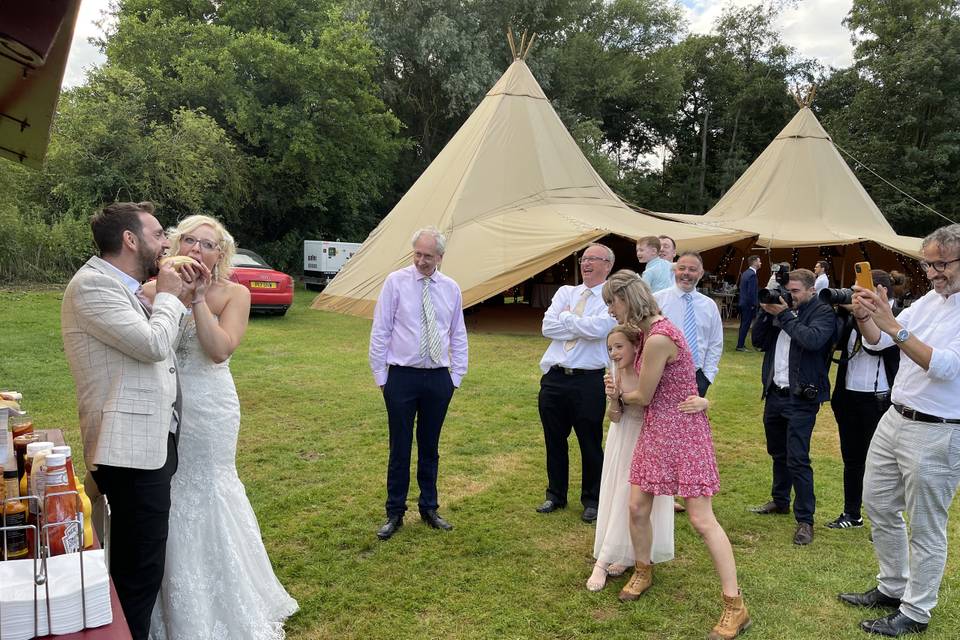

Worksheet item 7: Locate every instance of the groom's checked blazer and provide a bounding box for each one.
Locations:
[61,255,187,472]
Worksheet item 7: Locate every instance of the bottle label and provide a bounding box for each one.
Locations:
[2,510,29,558]
[60,521,81,554]
[45,469,68,487]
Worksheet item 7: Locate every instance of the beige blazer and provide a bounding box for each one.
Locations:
[62,256,186,472]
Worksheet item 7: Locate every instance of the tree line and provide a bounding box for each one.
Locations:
[2,0,958,282]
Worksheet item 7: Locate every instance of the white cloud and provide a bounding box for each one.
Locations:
[682,0,854,69]
[62,0,113,88]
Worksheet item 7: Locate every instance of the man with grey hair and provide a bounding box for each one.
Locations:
[369,227,468,540]
[839,224,960,636]
[536,242,617,523]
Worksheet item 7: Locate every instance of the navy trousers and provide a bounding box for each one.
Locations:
[763,390,819,524]
[831,388,889,518]
[737,305,756,348]
[383,366,455,517]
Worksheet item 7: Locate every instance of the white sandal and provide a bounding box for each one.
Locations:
[606,563,628,578]
[586,563,608,592]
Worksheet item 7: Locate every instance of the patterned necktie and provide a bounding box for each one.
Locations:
[135,285,153,316]
[420,277,443,363]
[564,288,592,351]
[682,292,701,368]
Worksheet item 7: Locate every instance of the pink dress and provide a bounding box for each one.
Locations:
[629,318,720,497]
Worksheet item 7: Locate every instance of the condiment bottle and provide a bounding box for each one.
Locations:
[2,467,30,559]
[9,411,33,439]
[21,441,54,499]
[22,441,54,555]
[51,446,78,493]
[42,453,80,556]
[13,432,40,481]
[77,483,95,549]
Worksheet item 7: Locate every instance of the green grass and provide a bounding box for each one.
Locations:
[3,286,960,639]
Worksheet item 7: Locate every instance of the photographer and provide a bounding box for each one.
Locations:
[825,270,900,531]
[749,268,837,546]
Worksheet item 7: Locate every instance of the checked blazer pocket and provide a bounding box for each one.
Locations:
[103,386,157,415]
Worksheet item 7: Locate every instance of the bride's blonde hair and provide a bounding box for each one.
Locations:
[167,214,236,281]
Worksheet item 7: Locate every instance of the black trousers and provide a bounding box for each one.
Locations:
[696,368,710,398]
[538,368,605,508]
[737,305,756,348]
[91,434,177,640]
[383,366,455,517]
[763,390,819,524]
[831,388,890,518]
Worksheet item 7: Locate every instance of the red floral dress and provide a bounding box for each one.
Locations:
[629,318,720,497]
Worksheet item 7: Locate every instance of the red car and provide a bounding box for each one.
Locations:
[230,249,294,315]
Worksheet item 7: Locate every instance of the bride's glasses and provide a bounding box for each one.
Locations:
[181,235,221,252]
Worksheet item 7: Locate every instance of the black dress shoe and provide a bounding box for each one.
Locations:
[581,507,598,523]
[750,500,790,514]
[536,499,566,513]
[376,515,403,540]
[860,611,927,636]
[420,509,453,530]
[793,522,813,545]
[839,587,902,609]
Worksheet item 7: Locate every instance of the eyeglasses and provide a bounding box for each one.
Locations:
[181,235,221,252]
[919,258,960,273]
[579,256,610,264]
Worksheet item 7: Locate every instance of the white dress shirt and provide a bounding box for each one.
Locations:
[845,301,895,393]
[815,273,829,293]
[876,290,960,418]
[773,330,792,388]
[539,282,617,373]
[654,286,723,382]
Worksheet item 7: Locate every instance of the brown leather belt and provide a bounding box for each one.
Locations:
[550,365,604,376]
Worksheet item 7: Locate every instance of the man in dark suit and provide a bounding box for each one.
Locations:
[750,268,837,546]
[736,255,761,351]
[826,270,901,530]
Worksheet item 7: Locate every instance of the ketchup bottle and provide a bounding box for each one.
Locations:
[42,453,80,556]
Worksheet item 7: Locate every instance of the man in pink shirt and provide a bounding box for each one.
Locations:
[369,227,469,540]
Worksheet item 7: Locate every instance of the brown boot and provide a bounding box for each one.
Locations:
[708,591,751,639]
[617,563,652,602]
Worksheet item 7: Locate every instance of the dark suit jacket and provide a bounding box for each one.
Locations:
[739,268,758,309]
[832,307,901,398]
[752,296,837,403]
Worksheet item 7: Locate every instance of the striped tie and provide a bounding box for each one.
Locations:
[564,289,591,351]
[420,277,443,363]
[682,292,701,368]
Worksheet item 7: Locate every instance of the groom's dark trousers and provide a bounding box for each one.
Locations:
[91,434,178,640]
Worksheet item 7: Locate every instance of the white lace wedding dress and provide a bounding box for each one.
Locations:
[149,320,298,639]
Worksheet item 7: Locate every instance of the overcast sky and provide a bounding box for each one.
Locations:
[64,1,855,88]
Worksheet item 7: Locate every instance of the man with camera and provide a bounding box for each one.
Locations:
[750,268,837,546]
[838,224,960,637]
[824,271,901,531]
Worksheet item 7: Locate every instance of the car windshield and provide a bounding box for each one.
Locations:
[232,251,271,269]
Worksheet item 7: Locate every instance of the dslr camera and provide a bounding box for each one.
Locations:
[819,287,854,306]
[758,262,793,307]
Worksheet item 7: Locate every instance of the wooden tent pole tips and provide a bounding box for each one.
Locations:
[519,31,527,57]
[523,33,538,59]
[507,27,518,59]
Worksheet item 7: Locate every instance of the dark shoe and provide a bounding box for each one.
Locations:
[536,499,566,514]
[582,507,598,523]
[793,522,813,545]
[826,512,865,529]
[839,587,902,609]
[860,611,927,636]
[376,515,403,540]
[735,346,749,352]
[420,509,453,530]
[750,500,790,515]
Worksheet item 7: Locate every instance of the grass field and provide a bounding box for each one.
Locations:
[2,286,959,639]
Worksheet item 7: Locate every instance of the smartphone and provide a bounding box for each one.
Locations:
[854,261,874,290]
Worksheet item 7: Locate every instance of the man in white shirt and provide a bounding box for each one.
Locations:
[636,236,673,293]
[839,224,960,637]
[536,243,617,523]
[814,261,830,293]
[654,252,723,397]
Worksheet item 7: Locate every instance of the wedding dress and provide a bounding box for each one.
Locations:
[149,319,298,639]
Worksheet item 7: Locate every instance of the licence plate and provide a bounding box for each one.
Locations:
[250,281,277,289]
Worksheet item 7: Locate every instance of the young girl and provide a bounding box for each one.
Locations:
[587,325,676,592]
[602,270,749,640]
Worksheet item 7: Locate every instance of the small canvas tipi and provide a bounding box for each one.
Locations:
[312,40,749,318]
[650,105,921,259]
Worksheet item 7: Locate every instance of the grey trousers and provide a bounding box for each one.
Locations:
[863,408,960,623]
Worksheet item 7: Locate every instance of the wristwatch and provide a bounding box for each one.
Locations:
[893,328,910,344]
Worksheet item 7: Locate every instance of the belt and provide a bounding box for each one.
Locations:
[550,365,604,376]
[768,384,791,397]
[893,404,960,424]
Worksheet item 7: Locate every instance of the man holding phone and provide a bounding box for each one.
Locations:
[839,224,960,636]
[750,269,837,546]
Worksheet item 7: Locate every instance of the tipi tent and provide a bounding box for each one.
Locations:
[312,50,750,318]
[646,106,924,287]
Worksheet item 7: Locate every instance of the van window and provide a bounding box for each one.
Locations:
[328,247,337,257]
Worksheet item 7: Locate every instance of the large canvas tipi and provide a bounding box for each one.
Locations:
[312,47,749,318]
[649,107,922,260]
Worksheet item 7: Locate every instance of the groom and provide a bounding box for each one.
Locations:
[62,202,194,640]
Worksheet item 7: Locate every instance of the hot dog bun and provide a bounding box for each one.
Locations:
[159,255,199,271]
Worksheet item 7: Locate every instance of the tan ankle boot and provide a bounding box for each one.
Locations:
[708,591,751,639]
[617,562,652,601]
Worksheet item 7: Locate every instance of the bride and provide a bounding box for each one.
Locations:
[144,215,297,639]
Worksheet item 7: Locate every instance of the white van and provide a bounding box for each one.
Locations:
[303,240,361,290]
